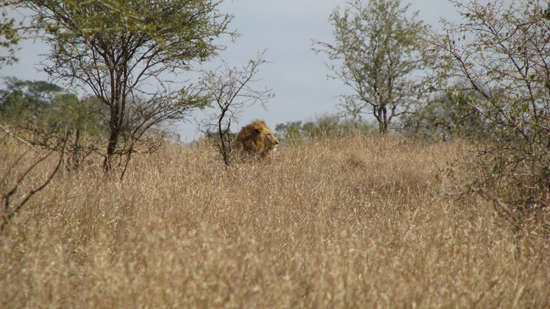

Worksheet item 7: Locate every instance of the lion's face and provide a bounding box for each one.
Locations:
[261,129,279,152]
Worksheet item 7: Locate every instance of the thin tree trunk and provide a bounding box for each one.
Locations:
[103,97,123,172]
[103,133,117,172]
[103,121,121,172]
[72,128,81,170]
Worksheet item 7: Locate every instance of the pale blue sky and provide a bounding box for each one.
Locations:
[0,0,460,141]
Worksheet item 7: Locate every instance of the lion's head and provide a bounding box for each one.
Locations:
[234,120,279,160]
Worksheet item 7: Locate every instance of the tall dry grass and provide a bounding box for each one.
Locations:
[1,135,549,308]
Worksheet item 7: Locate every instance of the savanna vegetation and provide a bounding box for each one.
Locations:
[2,135,549,308]
[2,0,550,307]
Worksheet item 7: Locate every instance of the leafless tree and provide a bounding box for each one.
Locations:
[200,51,274,166]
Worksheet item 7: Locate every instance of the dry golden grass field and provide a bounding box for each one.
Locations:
[1,135,549,308]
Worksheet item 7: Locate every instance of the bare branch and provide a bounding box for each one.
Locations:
[0,124,40,153]
[1,131,67,234]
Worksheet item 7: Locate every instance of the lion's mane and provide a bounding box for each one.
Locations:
[234,120,279,160]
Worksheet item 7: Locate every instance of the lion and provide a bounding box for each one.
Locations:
[233,120,279,161]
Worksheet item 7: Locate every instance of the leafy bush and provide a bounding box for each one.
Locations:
[1,78,106,169]
[275,114,376,140]
[427,0,550,233]
[400,84,491,142]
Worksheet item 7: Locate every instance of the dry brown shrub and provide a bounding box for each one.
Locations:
[0,134,549,308]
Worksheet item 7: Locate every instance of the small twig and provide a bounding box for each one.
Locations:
[200,194,215,219]
[493,199,524,232]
